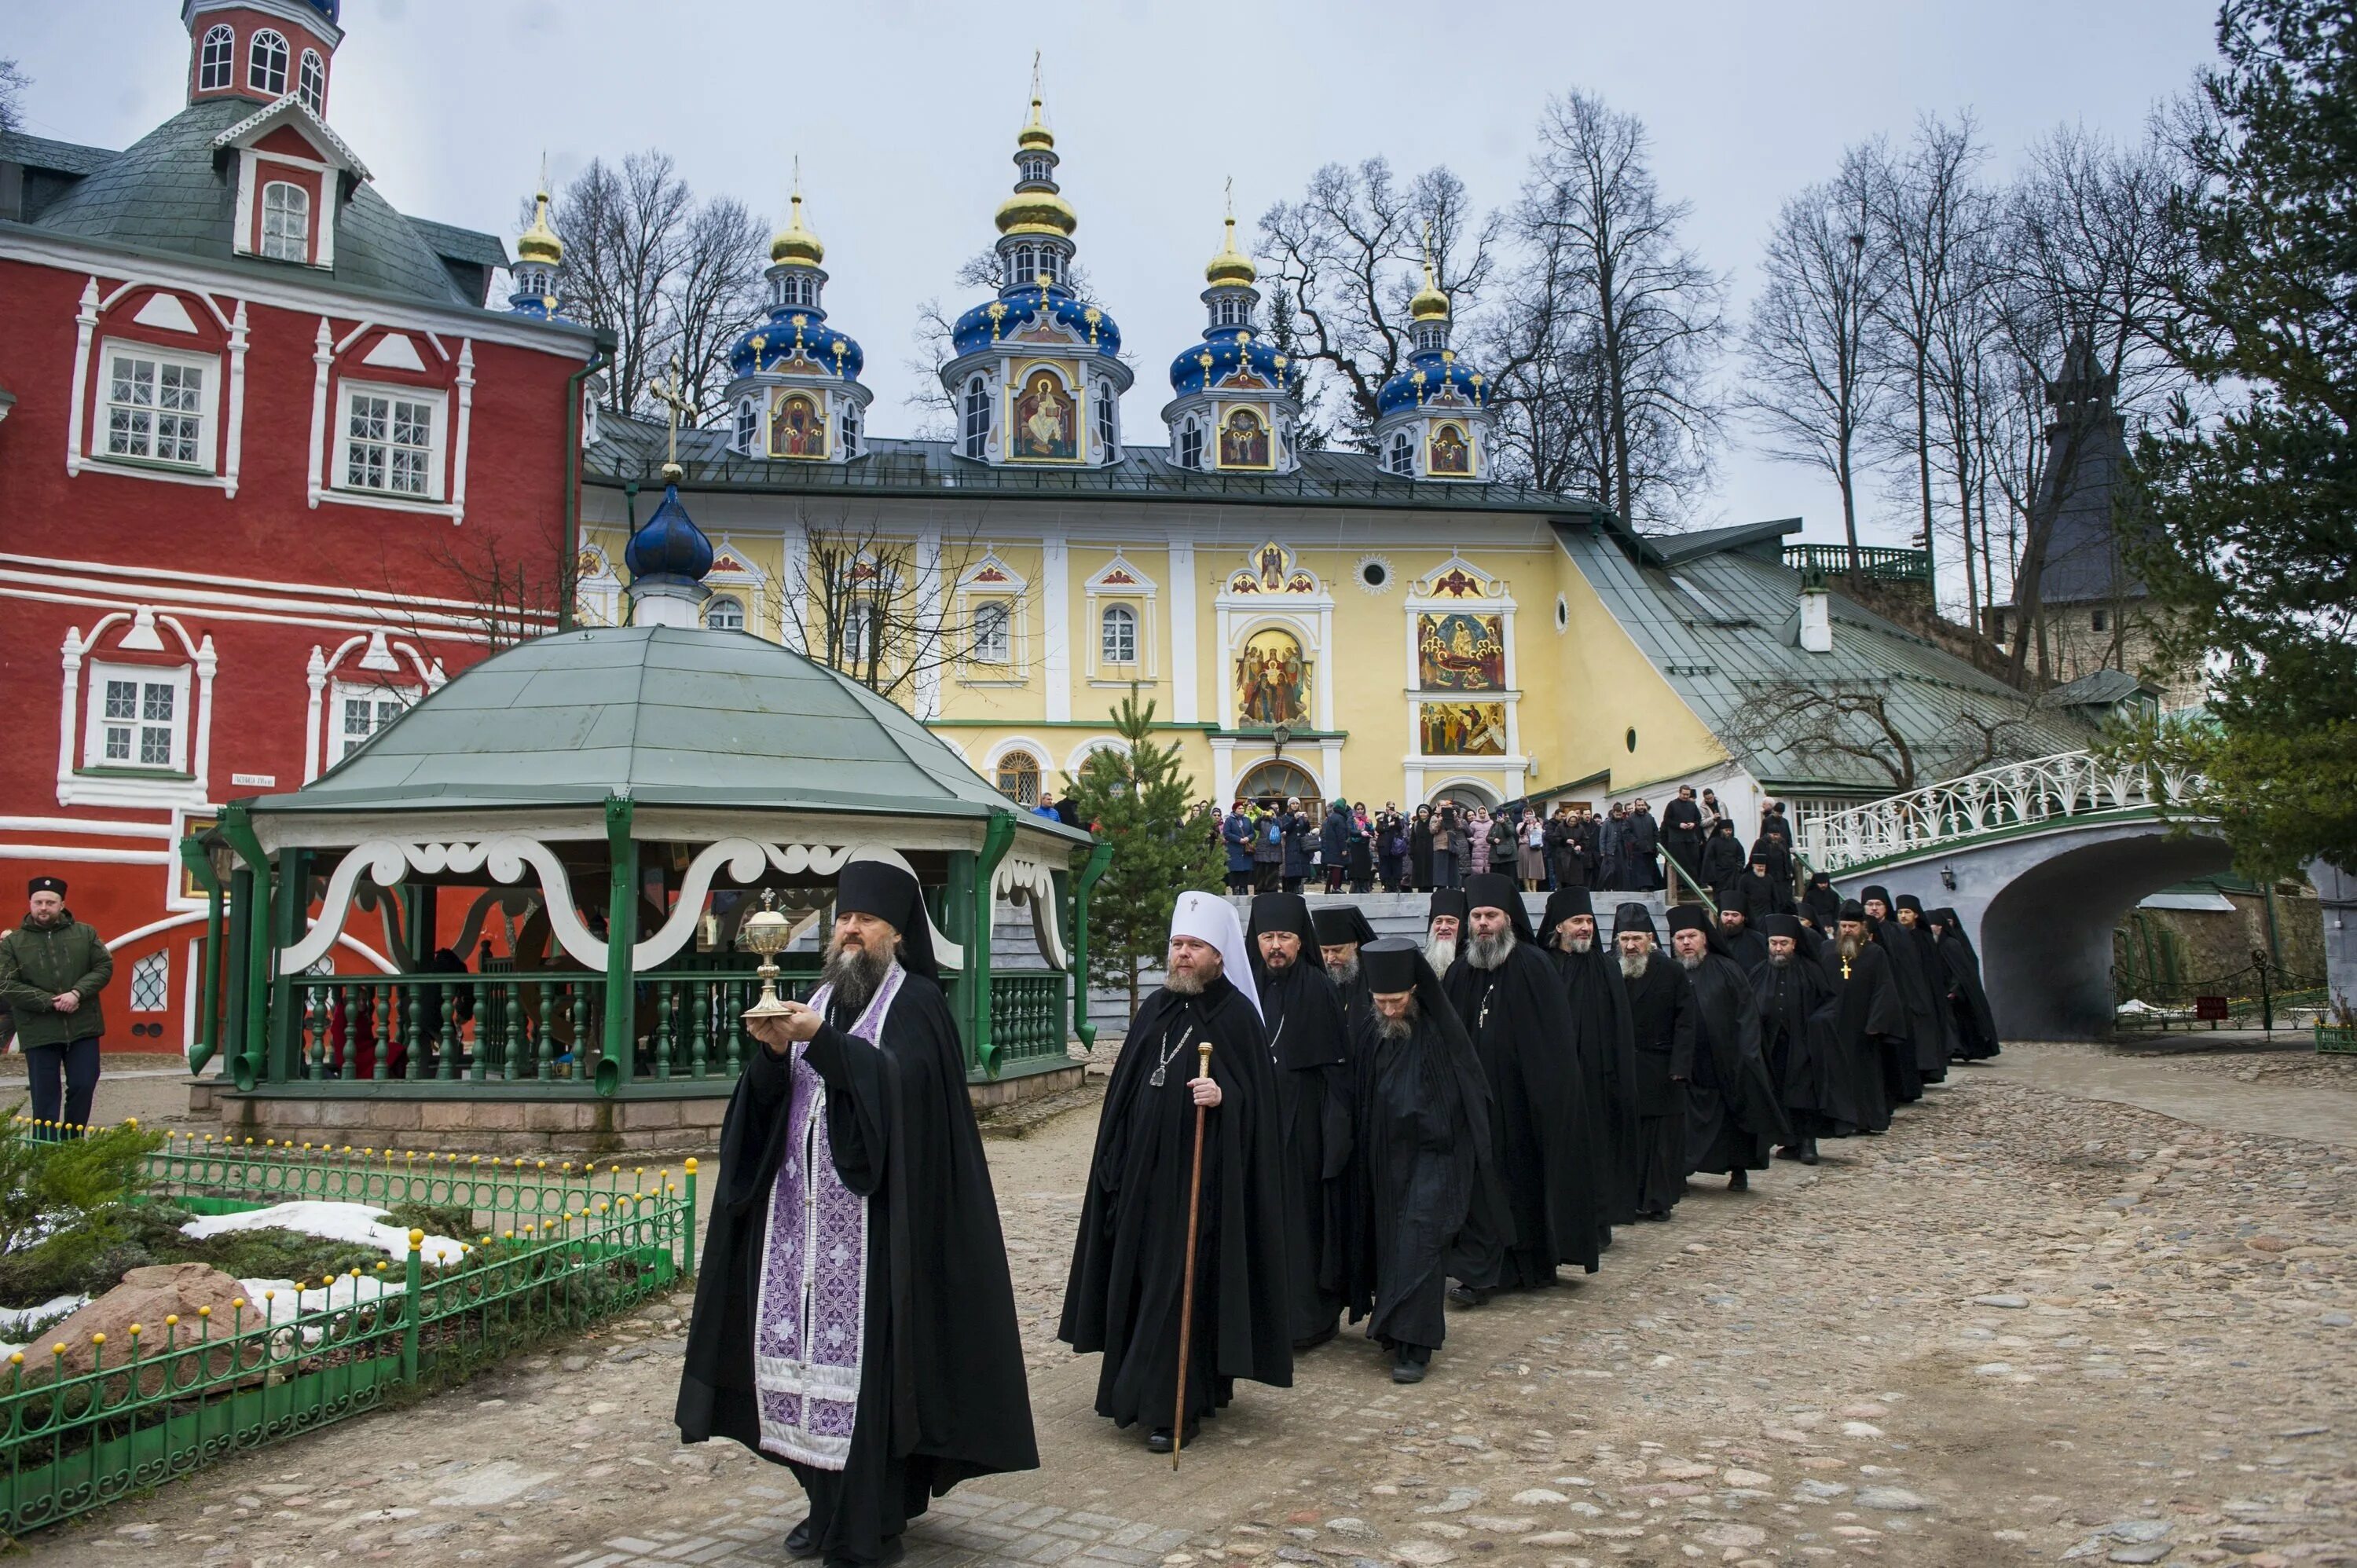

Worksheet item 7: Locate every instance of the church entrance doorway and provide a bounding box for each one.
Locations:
[1237,760,1319,809]
[1426,780,1500,810]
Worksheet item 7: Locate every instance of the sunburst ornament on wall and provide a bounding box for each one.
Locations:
[1356,555,1394,595]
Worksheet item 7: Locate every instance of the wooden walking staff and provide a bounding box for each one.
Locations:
[1171,1037,1215,1469]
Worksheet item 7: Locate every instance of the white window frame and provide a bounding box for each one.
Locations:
[970,599,1012,665]
[1100,602,1138,665]
[841,401,862,460]
[329,680,420,766]
[130,950,170,1013]
[1094,380,1116,458]
[247,29,288,96]
[1019,154,1051,184]
[261,180,310,262]
[198,24,234,90]
[706,593,746,632]
[1178,418,1203,470]
[297,48,325,114]
[962,376,990,458]
[98,340,218,472]
[335,379,449,501]
[83,660,192,774]
[1215,297,1245,328]
[1387,430,1414,475]
[732,397,758,453]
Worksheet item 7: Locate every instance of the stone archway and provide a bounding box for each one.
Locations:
[1237,760,1320,808]
[1426,778,1500,809]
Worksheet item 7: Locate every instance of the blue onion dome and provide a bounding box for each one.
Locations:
[1168,328,1299,399]
[952,284,1120,357]
[1375,349,1490,416]
[728,309,864,382]
[624,484,713,584]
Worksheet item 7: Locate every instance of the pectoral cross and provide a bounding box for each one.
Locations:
[649,357,693,477]
[1841,957,1853,980]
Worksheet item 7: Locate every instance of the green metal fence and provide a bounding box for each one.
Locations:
[1782,543,1934,584]
[0,1135,698,1537]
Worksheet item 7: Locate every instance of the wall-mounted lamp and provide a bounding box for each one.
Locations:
[1939,864,1958,891]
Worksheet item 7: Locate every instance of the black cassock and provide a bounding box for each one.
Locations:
[1935,926,2001,1061]
[1060,975,1292,1431]
[1257,960,1354,1346]
[1754,953,1862,1138]
[1548,937,1640,1233]
[1819,940,1908,1134]
[1344,1003,1508,1354]
[1622,955,1697,1217]
[676,973,1036,1565]
[1720,925,1769,976]
[1445,945,1604,1284]
[1872,918,1948,1094]
[1681,952,1790,1175]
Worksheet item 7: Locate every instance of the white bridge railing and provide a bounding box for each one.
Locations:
[1797,749,2208,874]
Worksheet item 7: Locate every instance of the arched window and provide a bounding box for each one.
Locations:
[297,49,325,114]
[261,182,309,262]
[971,600,1010,664]
[1019,154,1051,184]
[1094,381,1116,457]
[962,376,990,458]
[840,401,861,459]
[247,29,288,96]
[842,603,878,665]
[994,749,1042,806]
[1039,249,1063,287]
[776,272,816,309]
[1215,296,1245,328]
[198,24,234,90]
[1100,603,1138,665]
[706,594,745,632]
[1416,322,1447,354]
[1177,418,1203,470]
[1387,429,1414,475]
[733,397,757,453]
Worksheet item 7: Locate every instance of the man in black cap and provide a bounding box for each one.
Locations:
[1063,892,1292,1454]
[1824,900,1905,1132]
[1614,903,1694,1220]
[1891,895,1956,1083]
[1857,886,1932,1105]
[1542,886,1638,1234]
[0,876,112,1136]
[1928,907,2001,1061]
[1314,904,1379,1031]
[1716,904,1769,976]
[1443,874,1601,1298]
[1753,914,1856,1165]
[1344,939,1508,1383]
[1666,906,1787,1191]
[680,859,1036,1568]
[1244,892,1355,1351]
[1424,888,1468,976]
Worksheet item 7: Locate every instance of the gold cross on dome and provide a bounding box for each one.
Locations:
[649,357,693,475]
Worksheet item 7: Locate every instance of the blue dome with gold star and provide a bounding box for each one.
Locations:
[728,305,864,383]
[623,484,713,584]
[1376,348,1489,417]
[1168,327,1300,400]
[951,284,1121,359]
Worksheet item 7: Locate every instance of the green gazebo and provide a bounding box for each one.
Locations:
[183,625,1109,1154]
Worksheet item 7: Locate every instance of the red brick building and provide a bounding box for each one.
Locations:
[0,0,599,1053]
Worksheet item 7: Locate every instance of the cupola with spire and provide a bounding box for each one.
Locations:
[185,0,343,114]
[718,167,873,463]
[942,60,1131,467]
[1370,234,1494,482]
[1161,188,1303,474]
[507,169,566,321]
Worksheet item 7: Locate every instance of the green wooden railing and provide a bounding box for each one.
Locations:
[1783,543,1933,584]
[0,1134,695,1537]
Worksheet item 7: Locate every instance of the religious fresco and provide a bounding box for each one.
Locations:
[1428,422,1472,475]
[1236,628,1310,727]
[1227,540,1319,595]
[1219,408,1271,468]
[1417,611,1505,691]
[1010,368,1078,460]
[1420,701,1506,757]
[768,391,827,460]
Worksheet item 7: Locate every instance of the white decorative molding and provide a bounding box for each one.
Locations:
[1042,533,1071,722]
[1168,537,1197,723]
[449,339,474,526]
[915,529,944,720]
[64,277,99,478]
[133,293,198,333]
[223,299,249,497]
[993,851,1070,970]
[361,332,425,371]
[306,316,332,509]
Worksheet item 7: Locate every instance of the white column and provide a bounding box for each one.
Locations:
[1314,605,1334,731]
[449,339,475,526]
[780,523,808,653]
[55,628,84,800]
[306,317,332,509]
[1043,533,1071,723]
[302,646,328,782]
[1211,738,1235,807]
[1169,538,1197,723]
[915,529,944,720]
[222,300,249,497]
[65,278,98,476]
[1321,740,1343,803]
[190,636,218,798]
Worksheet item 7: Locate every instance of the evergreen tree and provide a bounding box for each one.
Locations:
[2126,0,2357,877]
[1063,691,1224,1020]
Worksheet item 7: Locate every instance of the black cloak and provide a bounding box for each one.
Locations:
[1616,901,1696,1217]
[1313,904,1380,1032]
[1244,893,1355,1346]
[1408,811,1435,888]
[1819,926,1906,1134]
[1666,907,1790,1174]
[1753,921,1862,1138]
[676,961,1036,1563]
[1802,874,1842,931]
[1541,885,1640,1233]
[1717,918,1770,976]
[1344,941,1509,1353]
[1060,973,1293,1431]
[1699,826,1747,903]
[1929,907,2000,1060]
[1443,876,1603,1284]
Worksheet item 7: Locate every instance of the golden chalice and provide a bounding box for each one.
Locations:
[739,890,796,1020]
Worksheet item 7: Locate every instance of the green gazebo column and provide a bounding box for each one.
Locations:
[1070,839,1113,1050]
[219,804,272,1092]
[266,847,308,1083]
[179,837,225,1075]
[596,795,636,1096]
[966,811,1017,1079]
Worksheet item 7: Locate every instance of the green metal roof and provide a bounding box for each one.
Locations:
[251,626,1090,834]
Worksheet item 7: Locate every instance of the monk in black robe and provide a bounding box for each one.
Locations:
[1698,819,1747,908]
[1061,892,1292,1453]
[1542,886,1639,1234]
[1822,901,1908,1134]
[1244,892,1354,1350]
[1666,905,1788,1190]
[1716,906,1769,976]
[1893,895,1958,1079]
[1857,887,1932,1105]
[1662,787,1705,896]
[1929,907,2001,1061]
[1801,872,1842,932]
[1443,874,1603,1297]
[1614,902,1695,1220]
[1424,887,1467,976]
[1314,904,1379,1033]
[1754,914,1860,1163]
[678,861,1036,1568]
[1344,939,1508,1383]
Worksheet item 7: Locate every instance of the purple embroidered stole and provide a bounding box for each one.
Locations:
[752,962,904,1467]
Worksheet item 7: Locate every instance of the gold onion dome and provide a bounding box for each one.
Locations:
[995,188,1076,239]
[1204,214,1255,288]
[1409,253,1450,322]
[515,189,562,268]
[771,192,824,268]
[1017,93,1054,152]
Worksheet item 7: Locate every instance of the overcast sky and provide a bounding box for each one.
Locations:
[14,1,2223,544]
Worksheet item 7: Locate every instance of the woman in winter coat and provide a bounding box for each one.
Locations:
[1280,800,1318,892]
[1346,803,1376,893]
[1321,800,1354,893]
[1467,807,1493,876]
[1431,805,1462,889]
[1252,804,1285,893]
[1516,808,1548,890]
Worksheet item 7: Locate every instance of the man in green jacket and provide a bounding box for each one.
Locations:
[0,877,112,1135]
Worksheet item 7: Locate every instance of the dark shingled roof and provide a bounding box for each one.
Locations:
[407,218,508,271]
[0,130,116,178]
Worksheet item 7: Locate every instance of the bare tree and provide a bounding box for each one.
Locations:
[769,509,1025,708]
[1725,678,2036,791]
[1737,143,1891,568]
[1257,159,1502,449]
[667,197,768,419]
[375,525,571,654]
[0,59,29,137]
[904,249,1107,438]
[1513,90,1727,529]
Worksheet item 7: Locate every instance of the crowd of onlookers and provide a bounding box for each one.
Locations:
[1198,786,1805,903]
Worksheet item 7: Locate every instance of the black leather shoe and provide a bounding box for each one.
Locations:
[785,1519,819,1559]
[1799,1139,1820,1166]
[1728,1168,1749,1191]
[1145,1420,1200,1454]
[1391,1352,1428,1384]
[1446,1284,1490,1307]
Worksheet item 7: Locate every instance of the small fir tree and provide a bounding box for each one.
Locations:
[1063,690,1224,1020]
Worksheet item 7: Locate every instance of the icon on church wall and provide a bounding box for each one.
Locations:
[1417,612,1505,691]
[1236,628,1310,727]
[1010,368,1078,460]
[1219,408,1271,469]
[1420,701,1505,757]
[768,390,827,460]
[1257,541,1287,590]
[1428,423,1472,475]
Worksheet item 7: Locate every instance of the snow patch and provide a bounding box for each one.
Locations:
[178,1200,471,1266]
